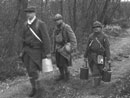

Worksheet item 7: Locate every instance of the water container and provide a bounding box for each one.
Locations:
[102,69,112,82]
[80,67,89,80]
[42,58,53,73]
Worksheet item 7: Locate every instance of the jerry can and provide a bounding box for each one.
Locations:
[80,67,89,80]
[102,69,112,82]
[102,62,112,82]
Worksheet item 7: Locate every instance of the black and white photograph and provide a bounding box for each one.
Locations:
[0,0,130,98]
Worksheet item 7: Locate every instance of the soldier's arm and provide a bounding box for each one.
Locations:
[39,21,51,58]
[65,25,77,50]
[104,36,110,61]
[52,28,56,54]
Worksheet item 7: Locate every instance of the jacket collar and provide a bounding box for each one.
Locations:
[56,22,65,30]
[27,16,36,25]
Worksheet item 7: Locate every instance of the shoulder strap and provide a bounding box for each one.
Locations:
[62,24,68,43]
[88,33,94,47]
[89,40,93,47]
[95,37,105,51]
[28,25,43,43]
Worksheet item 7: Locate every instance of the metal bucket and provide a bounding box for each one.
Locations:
[80,67,89,80]
[42,58,53,73]
[102,70,112,82]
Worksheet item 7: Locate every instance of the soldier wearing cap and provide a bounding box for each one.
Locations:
[52,14,77,82]
[20,6,51,97]
[84,21,111,87]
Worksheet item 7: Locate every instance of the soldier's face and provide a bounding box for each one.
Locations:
[55,19,63,25]
[26,12,36,20]
[93,27,102,33]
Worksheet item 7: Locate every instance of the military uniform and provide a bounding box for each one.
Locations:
[84,21,110,87]
[53,14,77,81]
[21,6,51,97]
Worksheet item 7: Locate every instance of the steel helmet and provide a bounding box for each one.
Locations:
[54,14,62,21]
[93,21,102,28]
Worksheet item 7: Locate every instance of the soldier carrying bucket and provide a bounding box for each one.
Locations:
[84,21,111,87]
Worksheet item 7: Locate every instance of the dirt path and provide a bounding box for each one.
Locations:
[1,29,130,98]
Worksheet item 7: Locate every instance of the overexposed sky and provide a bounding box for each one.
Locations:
[41,0,130,2]
[121,0,130,1]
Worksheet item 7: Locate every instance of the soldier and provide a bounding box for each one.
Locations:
[84,21,111,87]
[52,14,77,82]
[20,6,51,97]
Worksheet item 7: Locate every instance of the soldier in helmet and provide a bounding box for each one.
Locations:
[52,14,77,82]
[84,21,111,87]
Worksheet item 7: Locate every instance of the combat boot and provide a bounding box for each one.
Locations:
[64,71,70,82]
[29,79,37,97]
[56,67,64,81]
[29,87,36,97]
[55,74,64,81]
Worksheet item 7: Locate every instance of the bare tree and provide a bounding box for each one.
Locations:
[73,0,77,31]
[60,0,63,15]
[98,0,111,23]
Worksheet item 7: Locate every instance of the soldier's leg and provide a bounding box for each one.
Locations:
[91,62,101,87]
[58,66,64,80]
[28,58,39,97]
[61,57,70,81]
[98,64,104,77]
[23,54,34,96]
[89,61,94,74]
[55,52,64,81]
[64,66,69,81]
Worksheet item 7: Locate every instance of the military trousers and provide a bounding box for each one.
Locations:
[89,60,104,77]
[23,53,39,88]
[55,51,69,79]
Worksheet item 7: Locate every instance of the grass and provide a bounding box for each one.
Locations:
[0,57,26,81]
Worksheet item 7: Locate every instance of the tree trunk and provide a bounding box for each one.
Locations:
[60,0,63,15]
[98,0,110,23]
[68,0,72,26]
[108,0,120,21]
[73,0,77,32]
[16,0,28,54]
